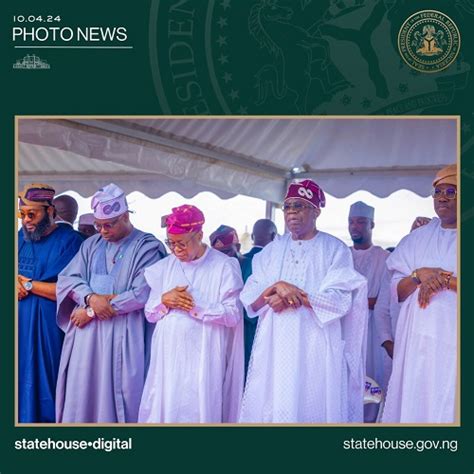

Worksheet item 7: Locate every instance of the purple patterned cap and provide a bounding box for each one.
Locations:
[19,183,55,207]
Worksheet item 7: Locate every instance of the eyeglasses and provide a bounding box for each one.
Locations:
[94,216,121,231]
[18,207,47,220]
[432,187,457,200]
[165,233,196,251]
[282,202,314,212]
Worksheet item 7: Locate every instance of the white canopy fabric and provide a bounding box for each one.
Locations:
[18,117,457,201]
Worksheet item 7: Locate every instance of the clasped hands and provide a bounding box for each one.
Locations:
[71,293,116,328]
[161,286,195,313]
[416,267,452,309]
[263,281,309,313]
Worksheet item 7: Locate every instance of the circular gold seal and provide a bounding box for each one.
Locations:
[398,10,461,73]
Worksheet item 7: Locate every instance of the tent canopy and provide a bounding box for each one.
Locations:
[18,117,457,202]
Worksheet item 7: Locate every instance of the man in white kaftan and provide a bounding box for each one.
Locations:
[382,165,458,423]
[138,205,244,423]
[239,180,368,423]
[348,201,389,422]
[373,218,430,393]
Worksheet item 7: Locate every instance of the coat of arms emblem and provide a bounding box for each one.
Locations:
[398,10,460,73]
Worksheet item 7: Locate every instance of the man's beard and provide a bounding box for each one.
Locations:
[22,213,52,242]
[351,236,363,244]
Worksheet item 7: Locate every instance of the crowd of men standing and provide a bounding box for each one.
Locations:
[17,164,457,424]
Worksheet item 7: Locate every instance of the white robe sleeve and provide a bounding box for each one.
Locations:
[307,290,352,327]
[143,261,167,323]
[373,268,394,345]
[386,230,418,302]
[239,247,273,318]
[192,258,244,327]
[305,244,356,327]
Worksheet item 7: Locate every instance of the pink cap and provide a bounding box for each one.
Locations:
[166,205,205,234]
[284,179,326,208]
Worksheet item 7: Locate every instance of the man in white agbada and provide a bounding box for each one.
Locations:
[138,205,244,423]
[373,218,430,392]
[382,164,458,423]
[239,179,368,423]
[348,201,389,422]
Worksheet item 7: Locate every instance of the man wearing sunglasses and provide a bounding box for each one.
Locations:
[138,205,244,423]
[239,179,368,423]
[17,183,84,423]
[382,164,458,423]
[55,183,166,423]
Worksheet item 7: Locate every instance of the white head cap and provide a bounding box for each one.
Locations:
[91,183,128,219]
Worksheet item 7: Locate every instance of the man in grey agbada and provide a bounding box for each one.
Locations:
[55,183,166,423]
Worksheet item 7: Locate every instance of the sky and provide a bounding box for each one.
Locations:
[63,189,435,252]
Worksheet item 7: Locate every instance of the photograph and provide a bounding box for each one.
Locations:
[3,0,473,472]
[16,116,459,426]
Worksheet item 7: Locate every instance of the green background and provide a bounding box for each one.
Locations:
[1,0,472,472]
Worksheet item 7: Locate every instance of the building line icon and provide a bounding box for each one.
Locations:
[13,54,50,69]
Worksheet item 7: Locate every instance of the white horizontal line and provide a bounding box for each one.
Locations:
[14,45,133,49]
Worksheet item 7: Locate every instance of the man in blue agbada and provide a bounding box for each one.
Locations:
[17,183,84,423]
